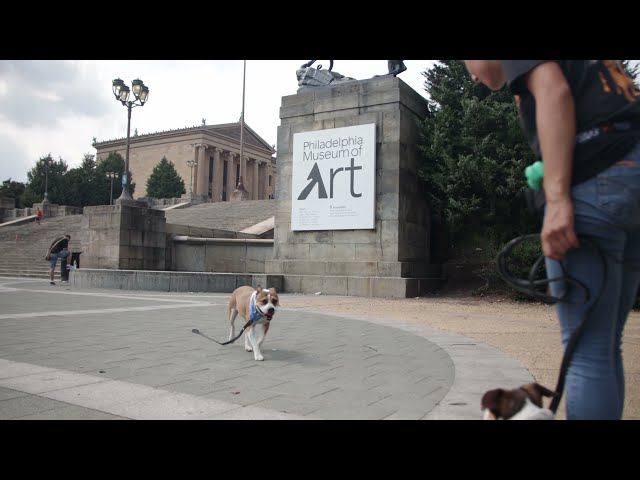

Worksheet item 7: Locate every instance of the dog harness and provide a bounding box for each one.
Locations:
[248,291,265,323]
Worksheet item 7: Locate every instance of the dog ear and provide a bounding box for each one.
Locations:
[481,388,504,411]
[256,285,262,293]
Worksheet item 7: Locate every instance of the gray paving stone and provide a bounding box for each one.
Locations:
[0,280,534,420]
[0,386,29,401]
[0,395,72,419]
[203,387,281,406]
[14,404,130,420]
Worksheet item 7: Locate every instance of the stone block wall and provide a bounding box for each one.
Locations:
[81,204,166,270]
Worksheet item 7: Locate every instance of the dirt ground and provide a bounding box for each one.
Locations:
[283,290,640,420]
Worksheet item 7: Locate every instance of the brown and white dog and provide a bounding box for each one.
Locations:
[481,382,557,420]
[228,286,279,361]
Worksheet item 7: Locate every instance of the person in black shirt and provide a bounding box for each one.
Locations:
[46,234,71,285]
[463,60,640,419]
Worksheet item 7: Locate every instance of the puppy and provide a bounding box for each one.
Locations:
[481,382,557,420]
[228,286,279,361]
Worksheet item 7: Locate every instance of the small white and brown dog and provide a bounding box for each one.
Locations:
[481,382,557,420]
[228,285,279,361]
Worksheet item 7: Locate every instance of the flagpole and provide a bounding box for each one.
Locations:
[238,59,246,190]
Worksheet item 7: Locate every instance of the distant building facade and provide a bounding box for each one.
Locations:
[93,122,277,201]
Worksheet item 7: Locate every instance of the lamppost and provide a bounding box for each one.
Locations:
[186,159,197,193]
[106,171,119,205]
[111,78,149,202]
[39,157,52,203]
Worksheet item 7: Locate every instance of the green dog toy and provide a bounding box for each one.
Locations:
[525,161,544,190]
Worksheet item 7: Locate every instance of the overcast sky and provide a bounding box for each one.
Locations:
[0,60,436,183]
[3,60,638,184]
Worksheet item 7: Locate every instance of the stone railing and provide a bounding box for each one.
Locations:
[138,193,210,209]
[0,202,82,223]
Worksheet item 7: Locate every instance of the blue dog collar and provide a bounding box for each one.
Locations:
[248,291,264,323]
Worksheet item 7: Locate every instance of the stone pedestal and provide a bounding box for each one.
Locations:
[267,76,442,298]
[231,177,251,201]
[80,204,166,270]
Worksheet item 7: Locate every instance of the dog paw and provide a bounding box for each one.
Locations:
[245,346,253,352]
[254,354,264,361]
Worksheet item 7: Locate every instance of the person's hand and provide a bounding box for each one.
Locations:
[541,197,580,260]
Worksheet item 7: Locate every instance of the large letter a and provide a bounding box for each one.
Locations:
[297,163,328,200]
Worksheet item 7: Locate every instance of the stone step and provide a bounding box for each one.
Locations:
[0,272,65,280]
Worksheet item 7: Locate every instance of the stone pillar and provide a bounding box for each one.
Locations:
[192,145,200,194]
[226,152,237,201]
[197,144,208,196]
[267,76,435,298]
[232,155,251,201]
[259,162,269,200]
[252,158,259,200]
[80,204,166,270]
[212,148,222,202]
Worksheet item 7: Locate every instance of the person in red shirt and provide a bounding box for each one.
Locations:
[35,207,42,225]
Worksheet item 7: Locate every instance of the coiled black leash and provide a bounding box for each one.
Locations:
[496,234,607,413]
[192,318,252,346]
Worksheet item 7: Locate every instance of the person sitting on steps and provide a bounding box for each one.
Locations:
[46,234,71,285]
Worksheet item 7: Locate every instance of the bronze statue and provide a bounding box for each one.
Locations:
[387,60,407,76]
[300,60,407,77]
[300,60,334,71]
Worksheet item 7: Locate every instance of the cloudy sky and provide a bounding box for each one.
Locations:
[0,60,436,183]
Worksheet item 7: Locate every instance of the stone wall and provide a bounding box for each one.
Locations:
[81,204,166,270]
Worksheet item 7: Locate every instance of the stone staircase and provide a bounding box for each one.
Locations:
[0,215,83,281]
[163,200,276,232]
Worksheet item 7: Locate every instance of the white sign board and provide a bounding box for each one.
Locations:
[291,123,376,231]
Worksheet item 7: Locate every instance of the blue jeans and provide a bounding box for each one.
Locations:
[545,141,640,419]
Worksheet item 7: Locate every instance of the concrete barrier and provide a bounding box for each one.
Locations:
[70,268,284,292]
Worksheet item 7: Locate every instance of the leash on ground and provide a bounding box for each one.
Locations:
[192,319,252,346]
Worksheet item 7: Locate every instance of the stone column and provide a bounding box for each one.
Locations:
[226,152,237,201]
[212,148,222,202]
[260,161,269,199]
[251,158,259,199]
[197,144,208,196]
[192,145,200,194]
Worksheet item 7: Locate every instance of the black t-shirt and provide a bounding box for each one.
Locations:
[50,238,69,253]
[501,60,640,185]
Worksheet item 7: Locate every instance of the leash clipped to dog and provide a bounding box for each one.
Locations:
[192,319,252,346]
[497,233,607,414]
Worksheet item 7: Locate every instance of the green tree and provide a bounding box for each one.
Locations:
[417,60,538,262]
[0,178,26,208]
[96,152,136,200]
[146,157,186,199]
[25,154,69,205]
[62,153,105,207]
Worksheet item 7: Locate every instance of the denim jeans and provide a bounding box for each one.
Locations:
[545,141,640,419]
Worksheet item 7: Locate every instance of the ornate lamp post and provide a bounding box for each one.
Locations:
[39,157,52,203]
[187,159,198,193]
[106,171,119,205]
[111,78,149,202]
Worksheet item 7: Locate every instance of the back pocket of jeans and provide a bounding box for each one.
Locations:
[596,174,634,222]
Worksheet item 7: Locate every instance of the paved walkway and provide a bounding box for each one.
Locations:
[0,278,532,420]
